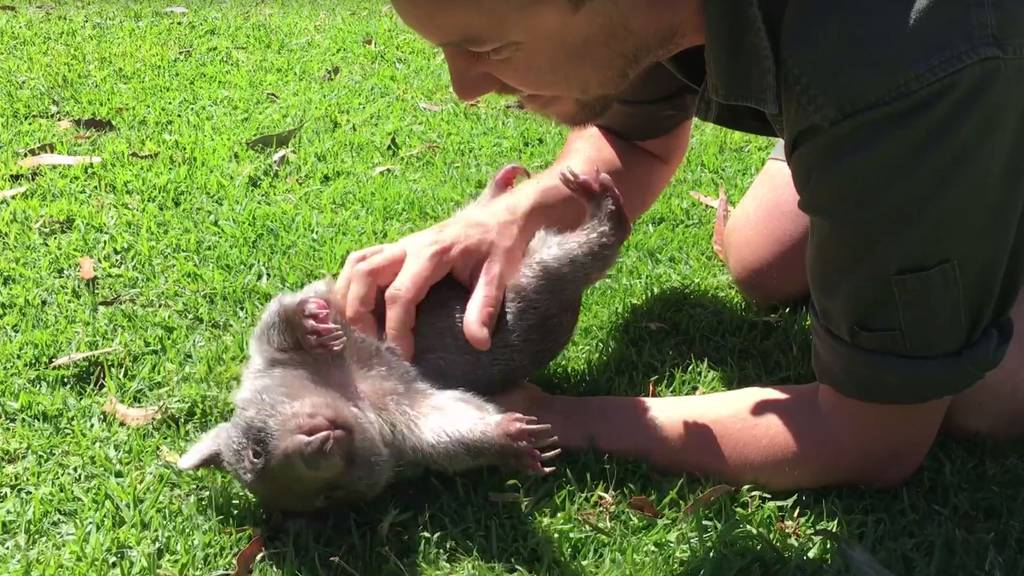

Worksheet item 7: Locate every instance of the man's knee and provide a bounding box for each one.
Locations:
[722,158,810,305]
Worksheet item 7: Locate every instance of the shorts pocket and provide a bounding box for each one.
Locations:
[892,260,967,356]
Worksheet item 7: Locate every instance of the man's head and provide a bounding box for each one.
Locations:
[390,0,697,126]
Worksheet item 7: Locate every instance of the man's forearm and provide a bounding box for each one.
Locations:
[512,121,692,233]
[531,382,948,490]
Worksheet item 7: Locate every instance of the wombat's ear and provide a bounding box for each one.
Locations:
[178,424,230,471]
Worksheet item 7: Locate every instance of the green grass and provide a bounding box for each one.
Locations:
[1,2,1021,575]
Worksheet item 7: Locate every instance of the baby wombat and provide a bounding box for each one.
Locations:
[178,167,631,512]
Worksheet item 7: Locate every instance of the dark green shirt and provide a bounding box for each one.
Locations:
[597,0,1024,404]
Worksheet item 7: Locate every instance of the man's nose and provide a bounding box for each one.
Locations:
[443,48,504,102]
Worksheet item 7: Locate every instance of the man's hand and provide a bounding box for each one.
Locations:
[335,190,535,361]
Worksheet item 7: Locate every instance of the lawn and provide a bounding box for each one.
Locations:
[1,2,1022,575]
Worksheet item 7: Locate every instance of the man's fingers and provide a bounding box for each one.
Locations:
[336,245,387,313]
[464,258,507,351]
[383,249,452,360]
[345,247,406,338]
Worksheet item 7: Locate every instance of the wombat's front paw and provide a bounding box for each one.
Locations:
[298,297,346,354]
[497,413,560,475]
[559,167,631,235]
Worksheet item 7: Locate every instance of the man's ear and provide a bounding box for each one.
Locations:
[178,423,230,471]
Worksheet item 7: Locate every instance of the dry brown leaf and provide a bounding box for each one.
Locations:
[712,186,731,262]
[688,190,719,209]
[1,186,28,201]
[246,124,303,151]
[49,346,119,368]
[163,6,188,14]
[596,491,615,509]
[418,102,443,113]
[159,446,180,465]
[17,154,101,169]
[129,150,159,160]
[322,66,341,81]
[627,495,662,519]
[78,256,96,280]
[373,165,395,176]
[57,118,116,133]
[682,484,734,516]
[488,492,522,503]
[102,396,161,427]
[578,510,612,535]
[19,142,55,156]
[232,535,265,576]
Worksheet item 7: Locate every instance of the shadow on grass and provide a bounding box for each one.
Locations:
[247,469,581,576]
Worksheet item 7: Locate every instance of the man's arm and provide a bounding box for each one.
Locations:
[508,382,950,490]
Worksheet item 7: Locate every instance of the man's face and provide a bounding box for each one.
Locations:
[391,0,663,126]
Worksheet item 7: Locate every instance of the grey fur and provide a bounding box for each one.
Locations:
[179,168,630,511]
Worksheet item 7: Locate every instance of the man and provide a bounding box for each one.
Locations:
[335,0,1024,490]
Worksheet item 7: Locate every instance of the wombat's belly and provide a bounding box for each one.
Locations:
[407,275,580,396]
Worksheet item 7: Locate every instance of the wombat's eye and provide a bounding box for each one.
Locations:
[248,447,264,461]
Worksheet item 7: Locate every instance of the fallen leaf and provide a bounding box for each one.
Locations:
[322,66,341,81]
[578,510,612,535]
[159,446,180,464]
[49,346,119,368]
[712,186,731,262]
[163,6,188,14]
[19,142,55,156]
[73,132,92,141]
[815,530,896,576]
[418,102,443,113]
[129,150,159,160]
[102,396,161,427]
[17,154,101,169]
[688,190,719,209]
[373,165,395,176]
[627,495,661,519]
[265,91,279,102]
[232,535,265,576]
[1,186,28,201]
[57,117,116,133]
[271,148,291,170]
[78,256,96,280]
[246,124,303,151]
[488,492,522,503]
[595,491,615,509]
[682,485,734,516]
